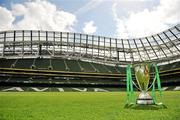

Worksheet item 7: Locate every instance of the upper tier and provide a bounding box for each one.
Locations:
[0,24,180,64]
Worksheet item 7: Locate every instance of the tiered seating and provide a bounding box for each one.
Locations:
[35,58,50,69]
[0,59,16,68]
[69,79,86,84]
[28,77,66,84]
[1,57,179,89]
[0,76,9,82]
[0,58,126,88]
[159,61,180,72]
[171,62,180,69]
[38,78,56,83]
[78,61,96,72]
[85,79,121,85]
[15,59,33,69]
[51,59,66,71]
[65,59,81,72]
[115,66,126,74]
[91,63,109,73]
[105,65,119,73]
[159,64,169,71]
[4,77,28,83]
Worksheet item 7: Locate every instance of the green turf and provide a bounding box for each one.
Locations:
[0,91,179,120]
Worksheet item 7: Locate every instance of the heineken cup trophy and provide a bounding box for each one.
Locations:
[134,64,154,105]
[126,63,163,107]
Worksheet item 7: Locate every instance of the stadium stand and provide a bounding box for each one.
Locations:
[0,24,180,91]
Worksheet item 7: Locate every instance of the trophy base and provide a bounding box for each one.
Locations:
[137,91,154,105]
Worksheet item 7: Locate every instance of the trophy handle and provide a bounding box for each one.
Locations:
[146,64,157,91]
[132,80,141,91]
[146,75,156,91]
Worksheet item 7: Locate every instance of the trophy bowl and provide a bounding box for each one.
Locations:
[134,64,154,105]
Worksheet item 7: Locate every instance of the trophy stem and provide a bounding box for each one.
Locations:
[137,91,154,105]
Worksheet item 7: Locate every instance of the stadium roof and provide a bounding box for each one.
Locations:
[0,24,180,65]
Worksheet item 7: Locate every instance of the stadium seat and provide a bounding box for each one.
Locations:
[51,59,67,71]
[78,60,96,72]
[15,59,34,69]
[65,59,81,72]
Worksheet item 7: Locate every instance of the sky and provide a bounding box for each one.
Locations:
[0,0,179,38]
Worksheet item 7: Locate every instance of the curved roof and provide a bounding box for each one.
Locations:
[0,24,179,65]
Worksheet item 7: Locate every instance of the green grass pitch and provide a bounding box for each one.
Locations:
[0,91,179,120]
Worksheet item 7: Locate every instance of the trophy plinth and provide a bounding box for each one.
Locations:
[137,91,154,105]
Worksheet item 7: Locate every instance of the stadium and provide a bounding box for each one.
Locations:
[0,24,180,119]
[0,24,179,91]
